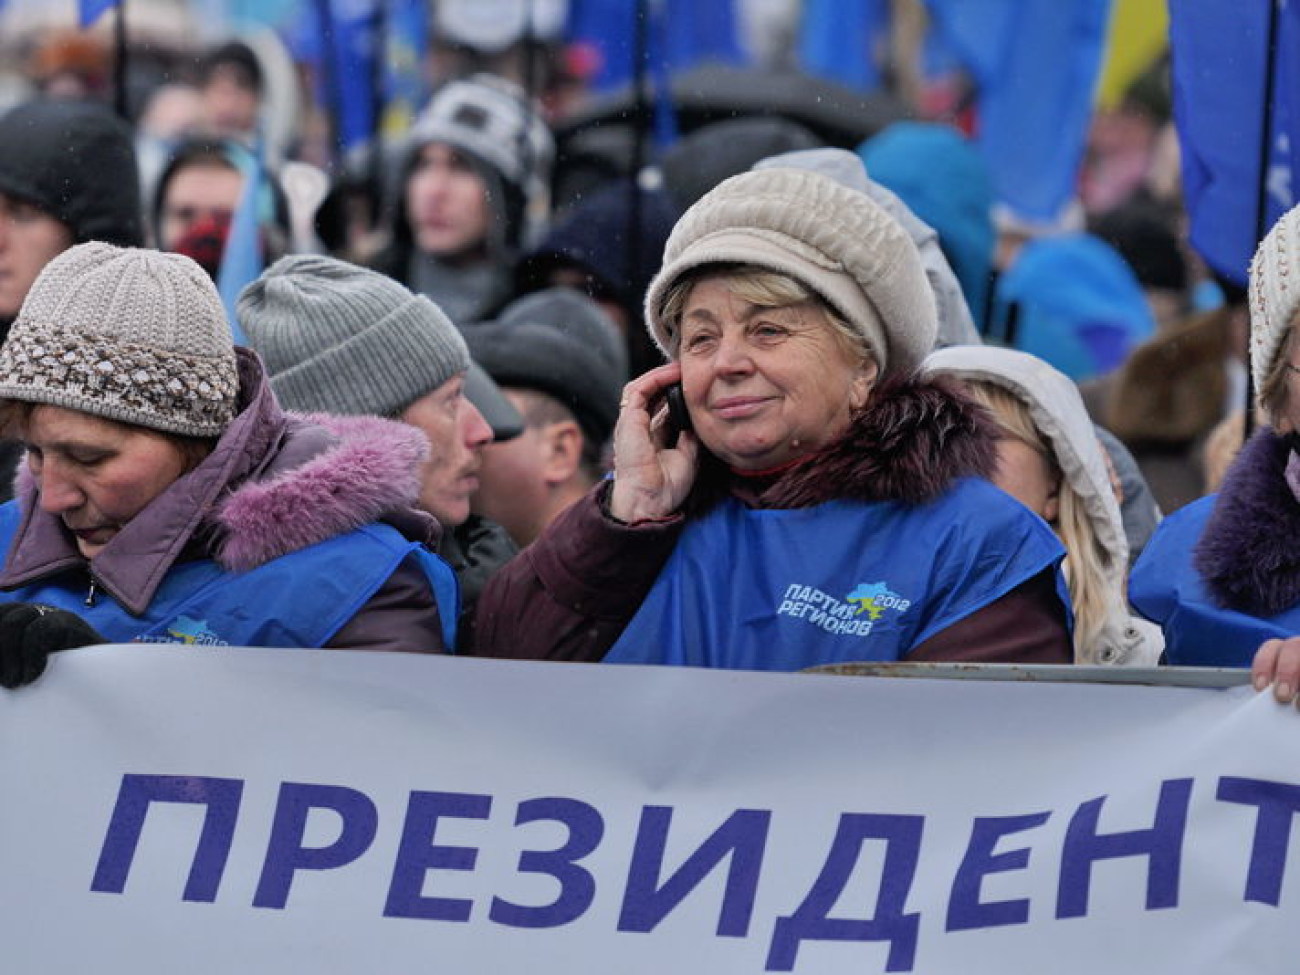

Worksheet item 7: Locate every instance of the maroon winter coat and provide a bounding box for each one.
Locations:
[473,375,1071,665]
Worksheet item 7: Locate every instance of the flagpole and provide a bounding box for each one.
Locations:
[626,0,651,371]
[113,0,129,120]
[1246,0,1281,439]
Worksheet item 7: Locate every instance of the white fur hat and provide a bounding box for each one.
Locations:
[644,167,937,377]
[1250,201,1300,401]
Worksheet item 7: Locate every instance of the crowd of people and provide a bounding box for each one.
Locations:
[0,11,1298,705]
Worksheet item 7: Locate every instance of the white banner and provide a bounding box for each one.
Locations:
[1,646,1296,973]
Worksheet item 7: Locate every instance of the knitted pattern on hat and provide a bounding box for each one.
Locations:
[1250,201,1300,398]
[0,242,238,436]
[239,254,470,418]
[645,168,937,377]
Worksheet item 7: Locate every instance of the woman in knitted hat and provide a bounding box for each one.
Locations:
[1131,201,1300,686]
[0,243,456,688]
[924,345,1162,667]
[475,167,1072,668]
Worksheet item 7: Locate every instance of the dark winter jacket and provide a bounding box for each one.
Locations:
[475,375,1071,664]
[0,349,447,652]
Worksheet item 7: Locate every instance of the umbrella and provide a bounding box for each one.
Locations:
[554,62,910,182]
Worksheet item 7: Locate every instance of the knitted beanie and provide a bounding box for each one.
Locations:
[644,168,937,377]
[1249,201,1300,398]
[409,73,554,212]
[238,254,470,417]
[0,99,143,247]
[0,242,238,436]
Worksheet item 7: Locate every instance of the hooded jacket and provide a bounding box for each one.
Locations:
[474,376,1071,664]
[923,345,1162,665]
[0,349,448,652]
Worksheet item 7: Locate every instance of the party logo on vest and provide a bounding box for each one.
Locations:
[777,580,912,637]
[161,615,230,646]
[846,582,912,620]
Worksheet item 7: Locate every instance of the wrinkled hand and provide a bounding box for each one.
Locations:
[609,363,701,523]
[1252,637,1300,704]
[0,602,104,689]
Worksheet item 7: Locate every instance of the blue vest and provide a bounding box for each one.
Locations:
[605,478,1065,670]
[0,503,459,650]
[1129,495,1300,667]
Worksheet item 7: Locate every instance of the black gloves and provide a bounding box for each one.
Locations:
[0,602,104,689]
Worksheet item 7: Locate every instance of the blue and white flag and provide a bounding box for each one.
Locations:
[78,0,119,27]
[1171,0,1300,285]
[216,148,262,346]
[924,0,1112,225]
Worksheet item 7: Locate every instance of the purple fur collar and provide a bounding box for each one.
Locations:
[213,412,431,572]
[1194,428,1300,615]
[686,373,999,513]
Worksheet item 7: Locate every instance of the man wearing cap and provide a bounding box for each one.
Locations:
[0,98,144,500]
[465,288,626,547]
[238,255,523,650]
[372,74,554,324]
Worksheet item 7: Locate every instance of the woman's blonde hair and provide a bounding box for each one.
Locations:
[962,380,1122,663]
[658,264,873,367]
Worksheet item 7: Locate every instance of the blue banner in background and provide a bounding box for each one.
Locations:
[797,0,889,92]
[924,0,1111,225]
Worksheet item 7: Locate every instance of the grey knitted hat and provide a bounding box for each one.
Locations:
[238,254,472,418]
[0,242,238,437]
[645,167,938,378]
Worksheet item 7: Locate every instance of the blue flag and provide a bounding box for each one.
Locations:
[924,0,1111,225]
[383,0,429,134]
[79,0,119,27]
[216,149,262,346]
[798,0,889,92]
[1171,0,1300,285]
[568,0,743,92]
[288,0,382,161]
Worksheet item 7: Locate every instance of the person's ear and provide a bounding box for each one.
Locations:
[541,420,583,486]
[849,356,880,410]
[1043,475,1062,526]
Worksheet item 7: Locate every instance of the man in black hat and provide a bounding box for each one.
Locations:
[465,288,626,547]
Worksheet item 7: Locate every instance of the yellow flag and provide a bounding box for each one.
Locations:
[1095,0,1169,109]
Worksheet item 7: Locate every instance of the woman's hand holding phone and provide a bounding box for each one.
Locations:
[609,363,700,523]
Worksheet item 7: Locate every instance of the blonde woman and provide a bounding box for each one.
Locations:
[925,345,1161,665]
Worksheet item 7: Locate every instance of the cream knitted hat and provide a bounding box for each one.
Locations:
[0,242,238,437]
[1250,201,1300,398]
[644,167,938,377]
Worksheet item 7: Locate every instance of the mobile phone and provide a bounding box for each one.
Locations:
[665,382,693,435]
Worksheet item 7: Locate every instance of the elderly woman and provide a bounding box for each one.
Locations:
[924,346,1161,666]
[1132,203,1300,690]
[0,242,456,688]
[475,167,1071,668]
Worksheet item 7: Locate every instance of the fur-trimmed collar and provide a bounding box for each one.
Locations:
[1195,428,1300,615]
[685,373,999,514]
[213,412,432,572]
[0,407,434,616]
